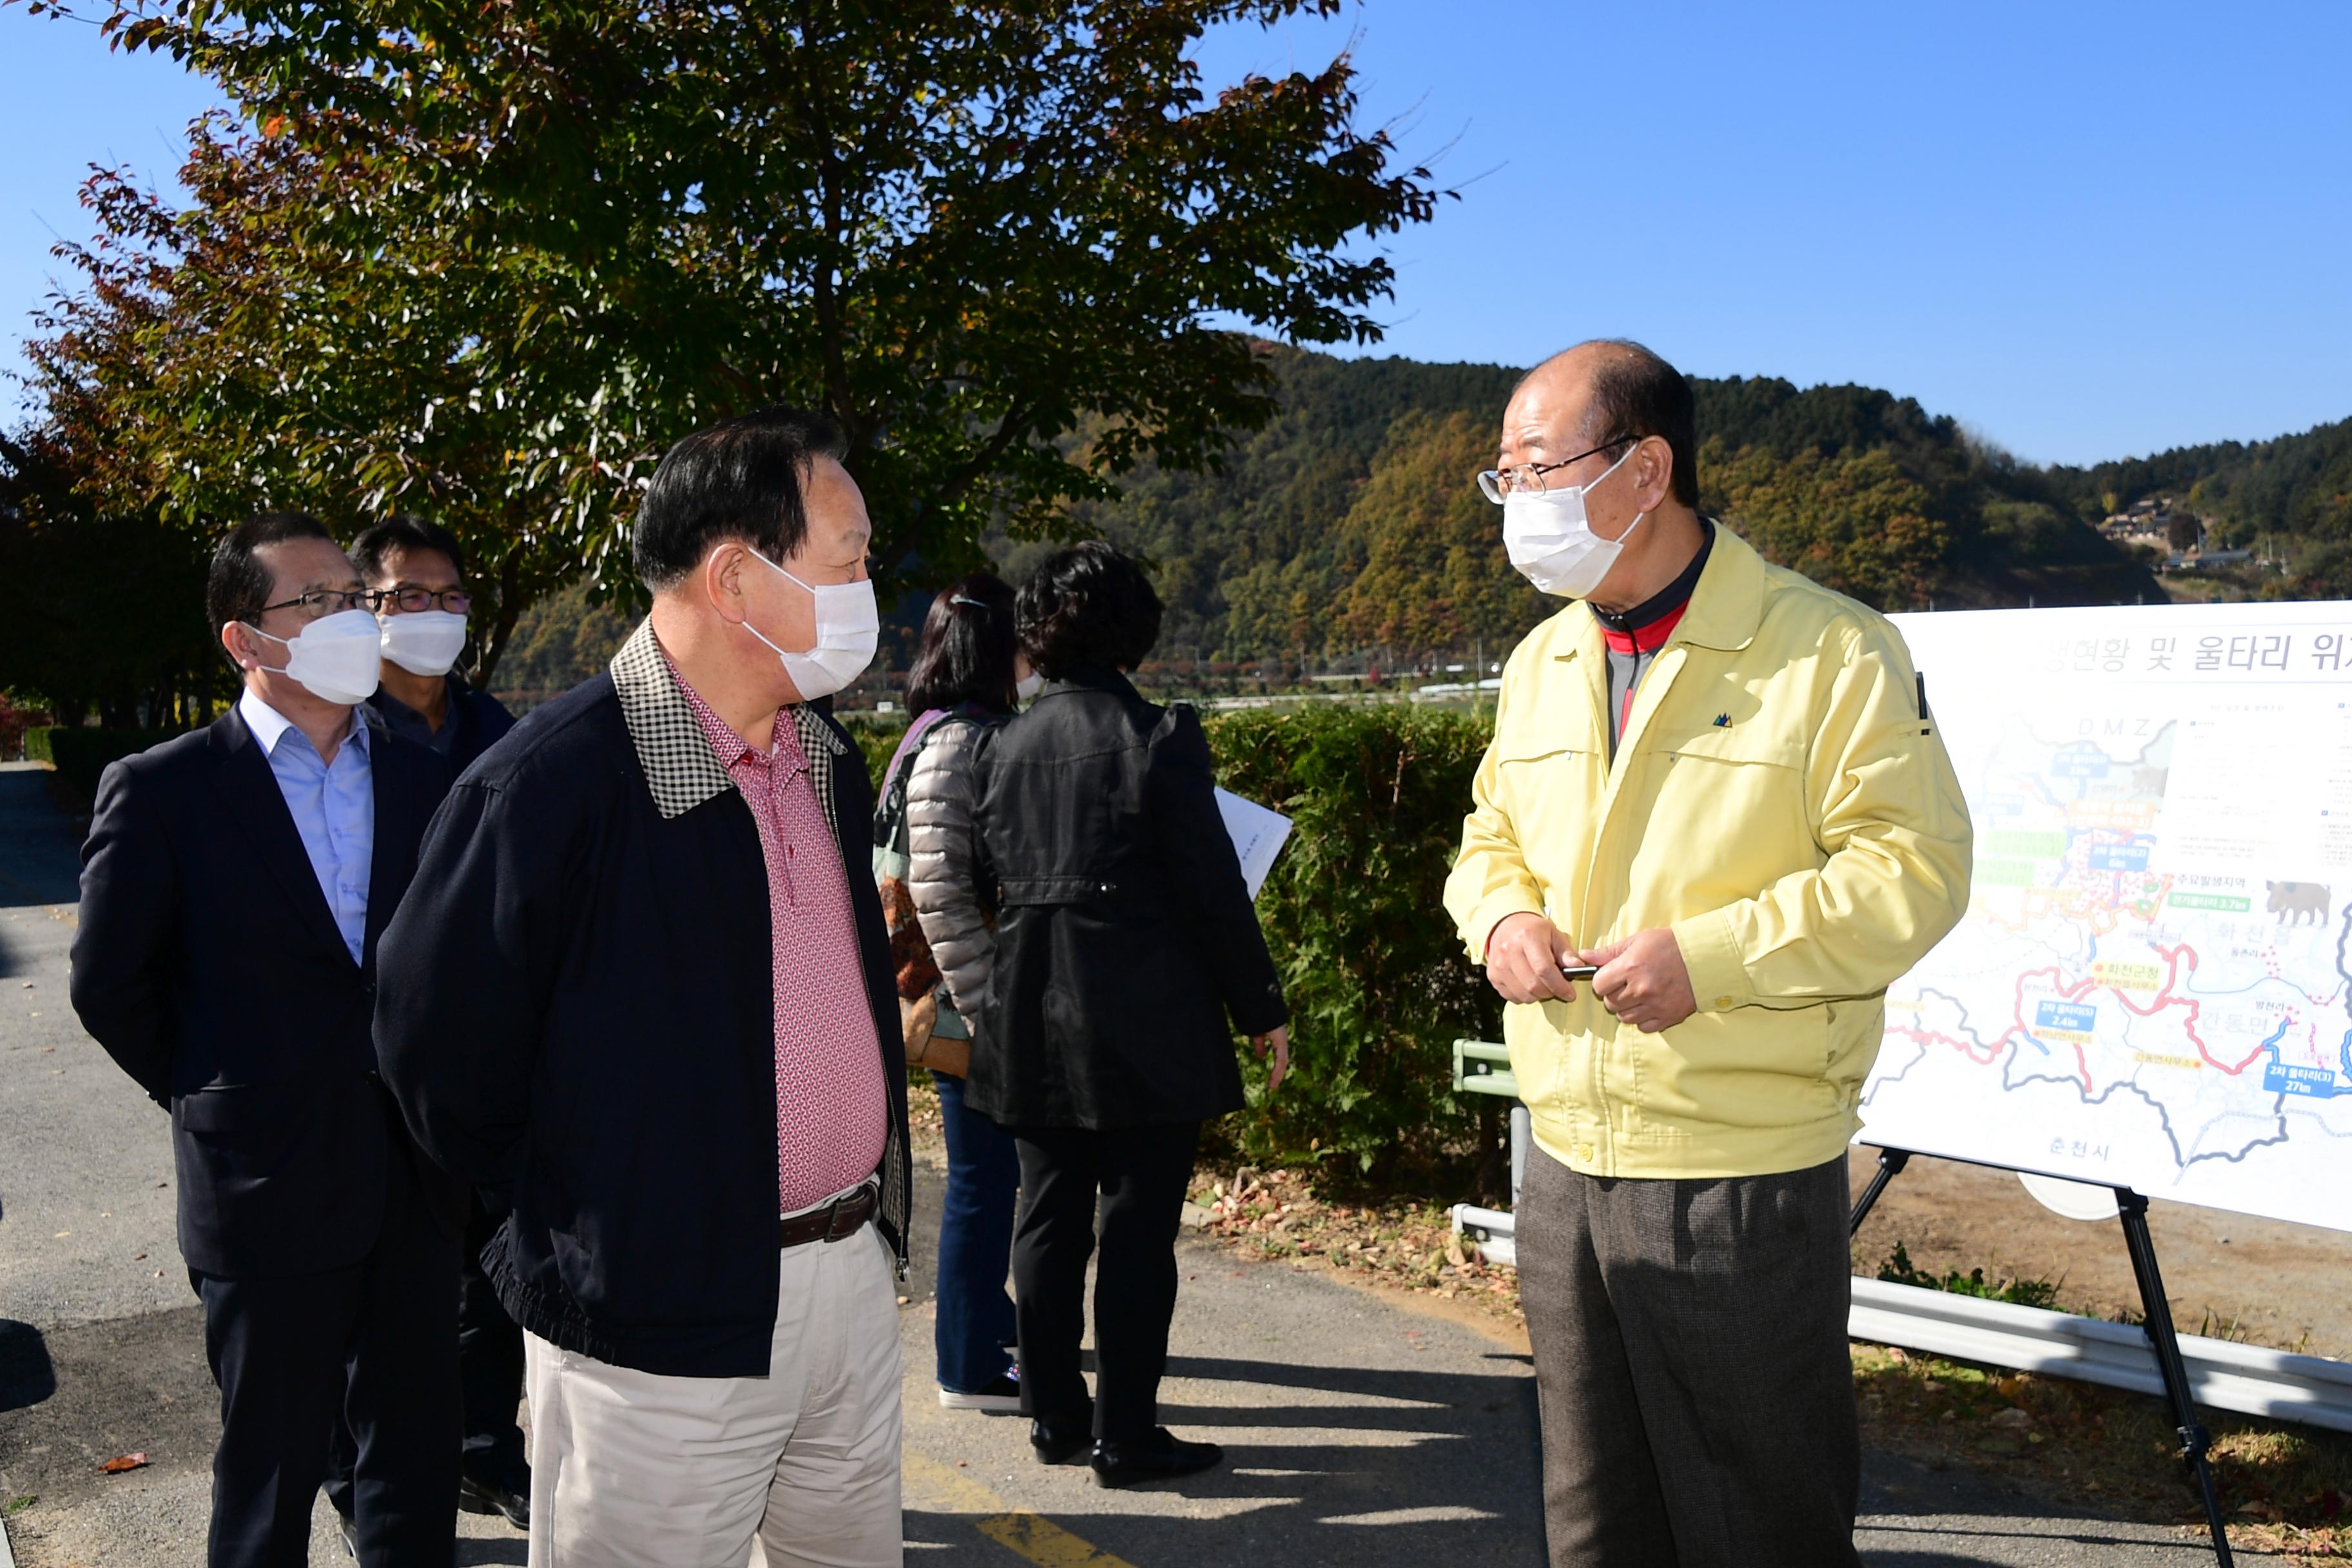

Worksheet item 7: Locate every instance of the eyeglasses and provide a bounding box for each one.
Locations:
[257,588,371,621]
[371,587,474,615]
[1475,437,1639,504]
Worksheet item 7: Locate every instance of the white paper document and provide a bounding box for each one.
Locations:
[1214,787,1293,900]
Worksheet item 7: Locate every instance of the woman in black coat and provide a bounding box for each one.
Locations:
[968,542,1289,1487]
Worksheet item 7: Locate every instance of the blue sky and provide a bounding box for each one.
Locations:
[4,0,2347,467]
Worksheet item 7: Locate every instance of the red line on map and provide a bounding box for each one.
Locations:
[1894,940,2263,1089]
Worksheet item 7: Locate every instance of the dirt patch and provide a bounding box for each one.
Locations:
[1847,1150,2352,1356]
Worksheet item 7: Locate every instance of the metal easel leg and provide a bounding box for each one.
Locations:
[2115,1188,2235,1566]
[1847,1146,1911,1237]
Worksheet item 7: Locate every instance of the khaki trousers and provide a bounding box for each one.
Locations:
[523,1226,903,1568]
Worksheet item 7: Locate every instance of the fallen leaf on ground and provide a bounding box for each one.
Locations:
[101,1454,150,1474]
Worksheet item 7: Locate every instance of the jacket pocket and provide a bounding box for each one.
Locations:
[1629,1007,1840,1135]
[1491,741,1599,854]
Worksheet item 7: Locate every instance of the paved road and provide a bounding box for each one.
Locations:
[0,761,2268,1565]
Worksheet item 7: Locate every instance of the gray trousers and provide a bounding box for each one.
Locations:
[1517,1146,1861,1568]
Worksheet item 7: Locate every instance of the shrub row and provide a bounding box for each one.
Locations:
[1205,703,1499,1182]
[851,700,1500,1188]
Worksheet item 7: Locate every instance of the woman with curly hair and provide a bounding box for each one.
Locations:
[968,542,1289,1488]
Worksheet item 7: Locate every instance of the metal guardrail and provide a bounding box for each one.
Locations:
[1850,1277,2352,1434]
[1450,1040,1523,1265]
[1452,1037,1515,1099]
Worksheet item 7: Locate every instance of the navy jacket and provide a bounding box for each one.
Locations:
[968,667,1287,1130]
[69,707,458,1278]
[367,673,516,778]
[375,625,912,1380]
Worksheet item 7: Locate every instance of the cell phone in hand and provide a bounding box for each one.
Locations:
[1559,963,1600,983]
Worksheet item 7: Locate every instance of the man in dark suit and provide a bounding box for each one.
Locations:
[70,511,462,1567]
[329,513,530,1533]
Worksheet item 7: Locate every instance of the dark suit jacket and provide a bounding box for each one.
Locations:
[69,705,458,1278]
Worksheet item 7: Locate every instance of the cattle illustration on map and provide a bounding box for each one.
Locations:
[1859,605,2352,1233]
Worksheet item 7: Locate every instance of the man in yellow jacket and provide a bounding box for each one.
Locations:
[1444,340,1972,1566]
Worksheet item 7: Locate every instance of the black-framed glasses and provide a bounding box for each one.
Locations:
[371,587,474,615]
[1475,436,1640,504]
[257,588,371,620]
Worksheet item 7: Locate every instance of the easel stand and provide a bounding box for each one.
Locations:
[1847,1146,2235,1567]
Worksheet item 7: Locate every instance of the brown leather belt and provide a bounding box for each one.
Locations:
[778,1184,878,1250]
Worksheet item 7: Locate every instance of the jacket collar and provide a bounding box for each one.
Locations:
[1669,521,1766,652]
[1036,666,1142,701]
[609,620,845,821]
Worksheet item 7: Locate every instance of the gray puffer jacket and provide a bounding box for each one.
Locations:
[906,714,999,1017]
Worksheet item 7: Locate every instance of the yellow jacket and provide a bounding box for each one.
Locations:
[1443,525,1972,1179]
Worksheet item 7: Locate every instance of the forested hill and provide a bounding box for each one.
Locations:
[1027,347,2164,665]
[2048,417,2352,545]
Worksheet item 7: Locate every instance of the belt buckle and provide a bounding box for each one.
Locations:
[823,1187,867,1243]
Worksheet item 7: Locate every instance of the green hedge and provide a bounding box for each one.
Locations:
[25,726,184,810]
[838,698,1500,1184]
[1205,703,1498,1181]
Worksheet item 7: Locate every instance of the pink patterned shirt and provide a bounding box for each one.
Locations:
[673,669,889,1215]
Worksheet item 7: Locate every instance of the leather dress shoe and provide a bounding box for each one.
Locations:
[1090,1428,1223,1487]
[459,1469,531,1529]
[1030,1416,1093,1465]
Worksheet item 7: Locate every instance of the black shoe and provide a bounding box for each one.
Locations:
[1030,1416,1093,1465]
[1090,1428,1224,1488]
[334,1511,358,1560]
[459,1470,531,1529]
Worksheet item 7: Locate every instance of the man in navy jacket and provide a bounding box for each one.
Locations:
[378,407,912,1567]
[70,511,461,1567]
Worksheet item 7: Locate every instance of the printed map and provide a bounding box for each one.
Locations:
[1861,603,2352,1231]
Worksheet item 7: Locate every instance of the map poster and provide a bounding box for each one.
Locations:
[1859,601,2352,1233]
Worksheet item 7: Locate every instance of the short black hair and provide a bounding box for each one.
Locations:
[352,514,466,583]
[1016,543,1162,677]
[1580,339,1700,507]
[207,511,338,632]
[633,406,849,591]
[906,572,1019,715]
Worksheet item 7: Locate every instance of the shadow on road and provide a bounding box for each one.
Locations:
[0,1320,56,1415]
[910,1342,1550,1567]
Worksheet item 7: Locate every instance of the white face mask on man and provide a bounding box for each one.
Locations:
[1501,443,1646,600]
[243,609,384,706]
[736,547,881,701]
[380,610,470,678]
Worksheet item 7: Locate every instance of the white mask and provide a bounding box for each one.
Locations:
[1016,671,1044,701]
[1502,444,1646,599]
[380,609,469,678]
[740,548,880,701]
[244,608,384,706]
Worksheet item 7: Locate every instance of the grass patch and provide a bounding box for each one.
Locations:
[1876,1239,2068,1310]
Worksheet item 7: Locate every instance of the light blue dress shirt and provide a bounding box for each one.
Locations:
[239,689,375,965]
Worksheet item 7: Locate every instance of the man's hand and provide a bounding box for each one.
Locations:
[1484,912,1583,1005]
[1582,928,1698,1034]
[1252,1025,1290,1092]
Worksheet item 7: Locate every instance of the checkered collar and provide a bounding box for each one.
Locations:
[609,620,847,823]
